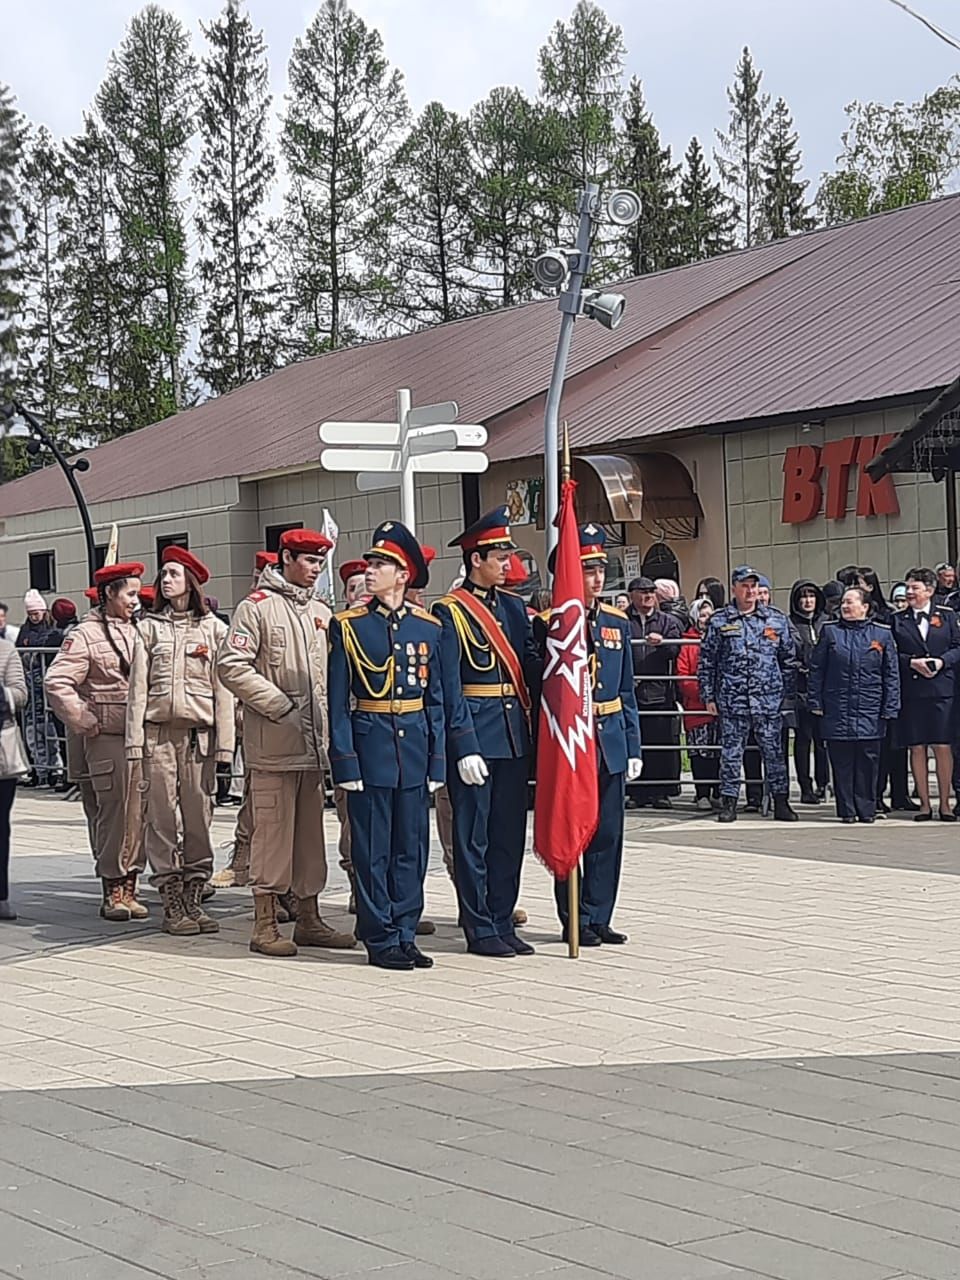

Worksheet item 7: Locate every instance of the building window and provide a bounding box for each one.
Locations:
[29,551,56,593]
[94,544,108,570]
[264,522,303,553]
[156,533,189,563]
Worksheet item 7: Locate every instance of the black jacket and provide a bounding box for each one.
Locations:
[788,580,828,704]
[627,606,682,706]
[891,605,960,702]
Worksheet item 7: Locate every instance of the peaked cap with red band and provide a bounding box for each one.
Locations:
[254,550,278,572]
[547,523,608,576]
[161,544,210,586]
[339,559,368,586]
[279,528,333,556]
[448,504,516,553]
[94,562,145,588]
[366,520,429,590]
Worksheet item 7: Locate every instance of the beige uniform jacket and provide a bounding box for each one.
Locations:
[0,639,27,718]
[126,611,235,763]
[216,568,331,772]
[44,612,136,736]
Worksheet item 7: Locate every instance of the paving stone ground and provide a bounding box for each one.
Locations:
[2,791,960,1278]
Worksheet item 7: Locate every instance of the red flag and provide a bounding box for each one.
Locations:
[534,479,599,879]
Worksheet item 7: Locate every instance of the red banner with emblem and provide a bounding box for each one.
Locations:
[534,479,599,879]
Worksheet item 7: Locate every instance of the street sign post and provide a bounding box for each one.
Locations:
[319,388,488,533]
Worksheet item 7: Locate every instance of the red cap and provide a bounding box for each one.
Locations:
[83,586,99,602]
[421,546,437,566]
[279,529,333,556]
[254,550,278,572]
[139,585,157,606]
[339,559,368,586]
[503,553,527,588]
[161,545,210,586]
[94,562,145,588]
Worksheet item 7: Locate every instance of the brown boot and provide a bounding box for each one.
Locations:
[159,878,201,937]
[182,878,219,934]
[250,894,297,957]
[293,895,357,949]
[512,907,528,926]
[232,837,251,888]
[121,872,149,920]
[100,878,130,922]
[277,890,299,925]
[416,918,436,936]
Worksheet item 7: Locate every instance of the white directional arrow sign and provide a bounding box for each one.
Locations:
[317,388,488,532]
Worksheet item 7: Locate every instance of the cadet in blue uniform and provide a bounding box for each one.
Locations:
[327,522,445,971]
[698,565,799,823]
[433,507,540,958]
[537,526,642,945]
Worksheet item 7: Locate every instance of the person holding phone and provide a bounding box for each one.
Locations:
[891,568,960,822]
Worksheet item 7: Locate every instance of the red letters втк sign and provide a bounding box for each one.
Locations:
[781,434,900,523]
[782,444,822,523]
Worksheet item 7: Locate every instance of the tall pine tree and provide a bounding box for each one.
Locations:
[0,83,25,480]
[676,136,735,263]
[715,46,769,247]
[281,0,409,356]
[756,97,814,241]
[615,78,678,276]
[378,102,479,328]
[96,4,196,424]
[194,0,280,395]
[16,126,71,440]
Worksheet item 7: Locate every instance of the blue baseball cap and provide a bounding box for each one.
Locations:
[731,565,761,585]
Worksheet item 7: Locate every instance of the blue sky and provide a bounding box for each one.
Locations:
[2,0,958,193]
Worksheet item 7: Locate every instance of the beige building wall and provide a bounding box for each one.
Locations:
[725,403,941,599]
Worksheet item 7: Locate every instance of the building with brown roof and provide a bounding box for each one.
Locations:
[2,194,958,612]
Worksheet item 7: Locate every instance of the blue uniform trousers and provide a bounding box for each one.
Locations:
[448,757,527,941]
[554,762,624,929]
[827,739,880,821]
[347,785,428,957]
[720,712,788,797]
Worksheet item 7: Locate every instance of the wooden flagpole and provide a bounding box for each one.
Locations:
[561,422,580,960]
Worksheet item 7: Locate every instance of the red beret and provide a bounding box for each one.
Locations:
[162,545,210,586]
[503,553,528,588]
[339,559,367,585]
[139,585,157,606]
[83,586,99,602]
[94,562,145,588]
[279,528,333,556]
[421,546,437,566]
[255,550,278,572]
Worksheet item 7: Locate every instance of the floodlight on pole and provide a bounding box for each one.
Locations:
[538,184,641,568]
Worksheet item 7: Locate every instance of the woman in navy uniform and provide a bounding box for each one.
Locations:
[538,525,641,945]
[327,522,445,970]
[891,567,960,821]
[808,586,900,823]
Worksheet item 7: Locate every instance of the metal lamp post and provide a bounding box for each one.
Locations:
[536,184,642,568]
[0,400,98,585]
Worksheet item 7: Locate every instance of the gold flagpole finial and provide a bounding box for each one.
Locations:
[561,420,572,485]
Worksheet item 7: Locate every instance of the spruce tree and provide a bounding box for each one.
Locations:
[757,97,815,241]
[0,83,22,397]
[715,46,769,247]
[96,4,196,423]
[676,136,735,263]
[379,102,478,328]
[194,0,280,395]
[615,77,678,276]
[281,0,409,356]
[16,126,71,440]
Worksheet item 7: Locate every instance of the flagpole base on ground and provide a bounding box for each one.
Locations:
[567,865,580,959]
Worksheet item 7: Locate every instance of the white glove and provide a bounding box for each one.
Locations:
[626,758,642,782]
[340,780,364,792]
[427,779,443,794]
[458,754,489,786]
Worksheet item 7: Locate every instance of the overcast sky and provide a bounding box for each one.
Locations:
[2,0,959,194]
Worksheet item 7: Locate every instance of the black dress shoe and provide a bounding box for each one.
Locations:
[939,810,958,823]
[799,789,819,805]
[594,924,628,944]
[877,799,891,814]
[369,946,415,971]
[402,942,434,968]
[467,936,516,958]
[893,798,921,811]
[651,797,672,810]
[561,926,602,947]
[914,811,933,823]
[773,796,799,822]
[857,816,876,824]
[743,801,761,814]
[503,933,535,955]
[841,816,857,824]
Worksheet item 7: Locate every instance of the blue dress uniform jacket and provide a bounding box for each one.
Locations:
[807,619,900,740]
[327,599,445,956]
[890,603,960,747]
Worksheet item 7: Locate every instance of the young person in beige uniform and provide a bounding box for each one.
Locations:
[45,563,147,922]
[217,529,355,958]
[127,547,235,936]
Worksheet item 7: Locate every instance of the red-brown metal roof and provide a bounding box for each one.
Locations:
[3,194,958,518]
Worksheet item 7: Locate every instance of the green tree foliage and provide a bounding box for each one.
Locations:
[0,83,25,480]
[676,136,735,263]
[16,126,72,439]
[615,77,678,275]
[715,46,769,247]
[817,82,960,224]
[281,0,409,356]
[757,97,815,241]
[379,102,479,328]
[96,4,196,423]
[194,0,280,394]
